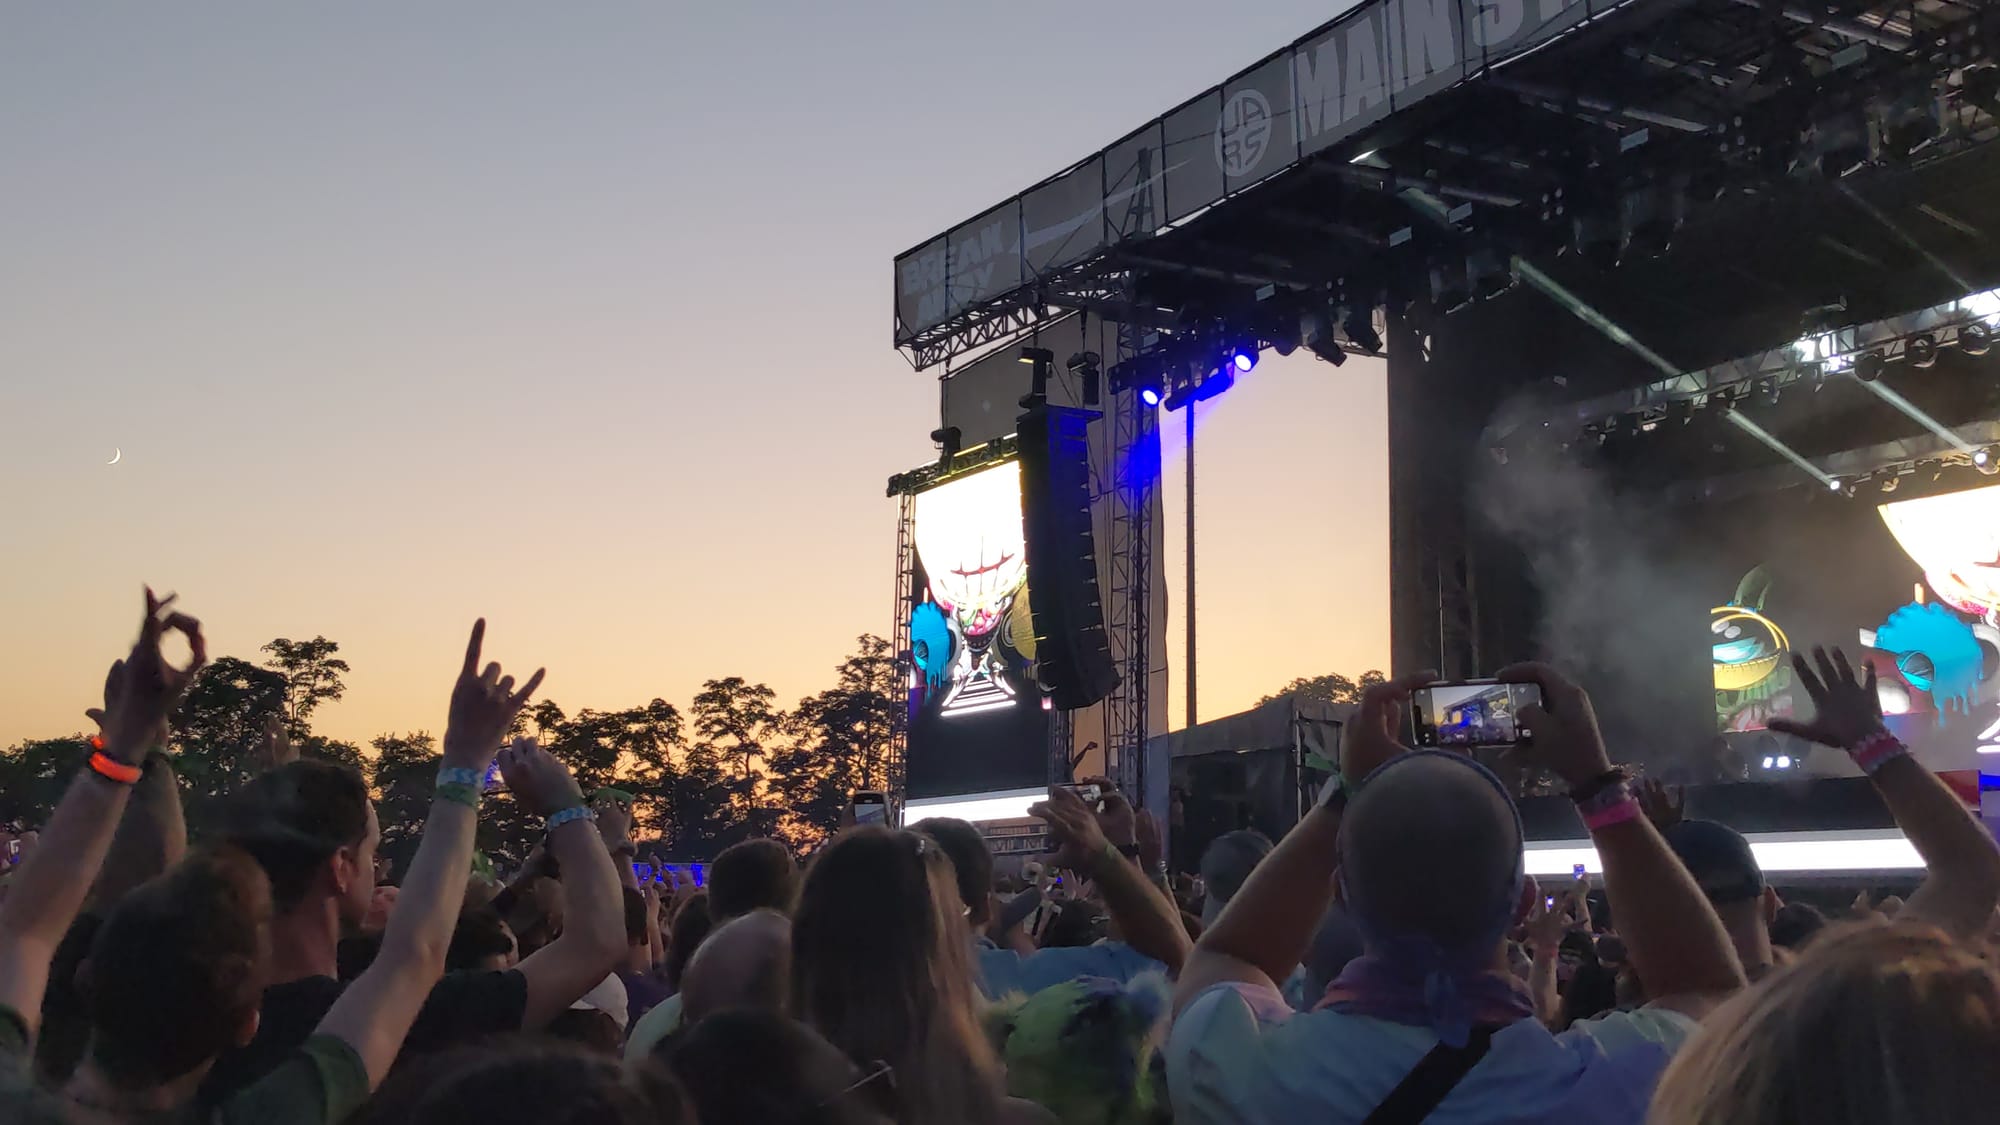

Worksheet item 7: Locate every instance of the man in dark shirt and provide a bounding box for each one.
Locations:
[201,754,626,1102]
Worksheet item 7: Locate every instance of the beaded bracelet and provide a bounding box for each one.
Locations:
[437,766,485,789]
[435,782,481,810]
[1849,729,1909,776]
[546,806,593,832]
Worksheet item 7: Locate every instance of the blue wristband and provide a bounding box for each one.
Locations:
[545,806,592,832]
[437,766,484,789]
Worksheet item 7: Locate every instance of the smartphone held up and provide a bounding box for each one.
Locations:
[1409,679,1543,749]
[850,789,890,827]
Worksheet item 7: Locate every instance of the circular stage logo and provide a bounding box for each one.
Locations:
[1216,89,1274,179]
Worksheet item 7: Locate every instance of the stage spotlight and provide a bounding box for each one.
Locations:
[1571,212,1623,270]
[1761,755,1776,770]
[1230,349,1257,374]
[930,426,962,471]
[1468,249,1513,301]
[1855,352,1886,382]
[1139,386,1162,407]
[1978,447,1999,476]
[1908,334,1939,369]
[1068,352,1103,407]
[1429,262,1472,315]
[1880,474,1900,493]
[1775,754,1792,770]
[1193,370,1235,403]
[1961,322,1991,356]
[1344,309,1383,354]
[1623,181,1687,260]
[1309,337,1348,367]
[1828,477,1844,493]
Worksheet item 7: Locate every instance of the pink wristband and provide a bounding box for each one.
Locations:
[1849,730,1908,776]
[1582,796,1642,833]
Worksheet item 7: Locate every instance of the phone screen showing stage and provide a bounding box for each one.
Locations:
[1412,681,1541,748]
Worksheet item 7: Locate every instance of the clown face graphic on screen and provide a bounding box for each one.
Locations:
[911,461,1038,715]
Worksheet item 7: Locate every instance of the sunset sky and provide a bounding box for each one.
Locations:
[0,1,1387,752]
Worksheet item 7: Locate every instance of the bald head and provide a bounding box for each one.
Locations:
[1340,754,1523,953]
[680,908,791,1026]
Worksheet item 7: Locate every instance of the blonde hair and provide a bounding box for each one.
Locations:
[792,827,1005,1125]
[1649,922,2000,1125]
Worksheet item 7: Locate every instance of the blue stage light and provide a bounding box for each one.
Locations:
[1140,387,1161,407]
[1231,350,1256,373]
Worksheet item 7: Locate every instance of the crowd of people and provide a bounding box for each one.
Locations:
[3,590,2000,1123]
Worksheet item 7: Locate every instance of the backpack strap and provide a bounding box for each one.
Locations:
[1361,1024,1501,1125]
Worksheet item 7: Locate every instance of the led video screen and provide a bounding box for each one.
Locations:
[1700,479,2000,762]
[905,461,1048,800]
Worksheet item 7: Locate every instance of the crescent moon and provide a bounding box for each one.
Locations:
[107,448,121,465]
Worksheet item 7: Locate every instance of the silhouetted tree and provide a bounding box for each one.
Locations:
[0,737,86,828]
[171,656,288,821]
[261,636,350,738]
[1258,670,1386,709]
[772,635,899,844]
[691,678,781,836]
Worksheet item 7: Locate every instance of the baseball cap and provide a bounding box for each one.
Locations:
[1663,819,1765,905]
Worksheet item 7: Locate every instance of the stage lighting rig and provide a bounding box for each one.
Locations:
[1622,181,1687,260]
[1855,352,1887,383]
[1067,352,1102,407]
[1343,308,1383,354]
[1467,248,1514,302]
[1961,322,1992,356]
[1429,260,1473,316]
[1978,447,1999,476]
[931,426,962,472]
[1908,334,1939,369]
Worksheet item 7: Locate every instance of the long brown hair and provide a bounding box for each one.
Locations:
[1650,922,2000,1125]
[791,827,1004,1125]
[86,846,273,1085]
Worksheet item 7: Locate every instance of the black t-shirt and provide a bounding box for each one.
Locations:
[199,969,528,1105]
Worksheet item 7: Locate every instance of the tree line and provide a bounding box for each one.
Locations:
[0,634,900,869]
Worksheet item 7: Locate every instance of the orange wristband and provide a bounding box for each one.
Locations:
[88,751,143,785]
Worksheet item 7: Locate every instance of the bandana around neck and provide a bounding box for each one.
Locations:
[1319,751,1534,1047]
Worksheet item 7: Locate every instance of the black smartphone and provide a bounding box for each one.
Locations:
[1410,679,1543,749]
[851,789,889,827]
[1056,782,1103,808]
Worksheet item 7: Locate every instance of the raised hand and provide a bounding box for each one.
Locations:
[593,792,636,859]
[443,619,545,772]
[88,588,208,762]
[1526,887,1565,954]
[1032,785,1111,871]
[1769,646,1885,751]
[1135,807,1164,873]
[1080,776,1137,847]
[496,737,585,819]
[254,713,299,773]
[1497,662,1612,790]
[1637,778,1685,832]
[1341,670,1436,781]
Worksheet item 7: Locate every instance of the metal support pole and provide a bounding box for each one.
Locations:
[1185,403,1197,729]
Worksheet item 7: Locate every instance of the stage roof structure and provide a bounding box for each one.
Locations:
[892,0,2000,385]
